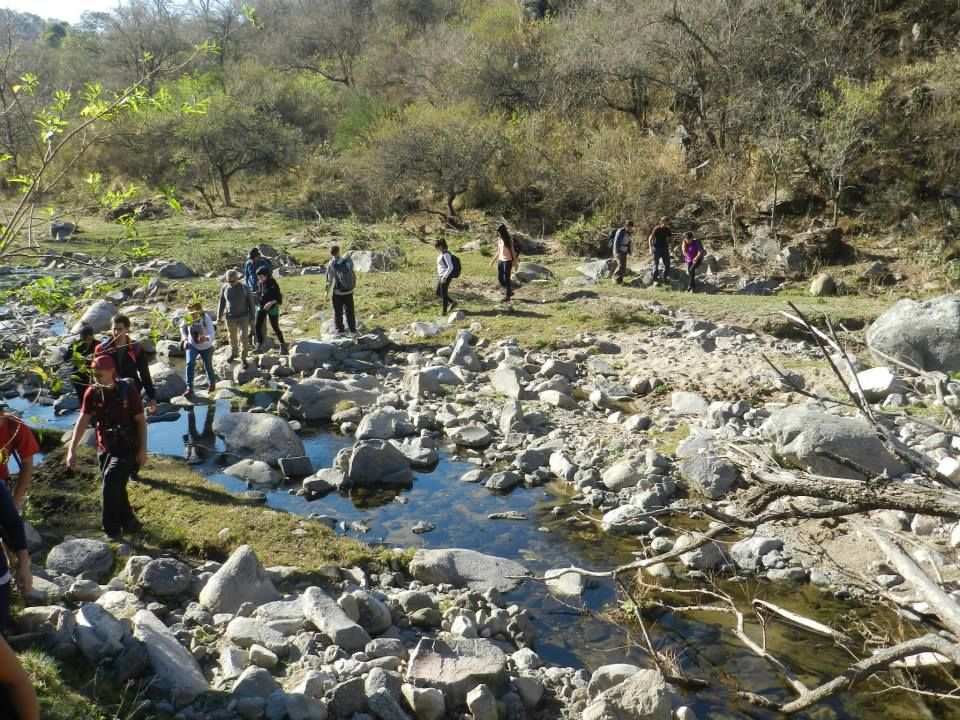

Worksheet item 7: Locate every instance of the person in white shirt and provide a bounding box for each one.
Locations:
[180,301,217,397]
[435,239,457,314]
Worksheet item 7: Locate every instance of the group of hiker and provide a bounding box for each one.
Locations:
[611,216,706,292]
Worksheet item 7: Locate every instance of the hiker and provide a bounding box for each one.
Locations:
[216,269,256,364]
[95,314,158,414]
[0,634,39,718]
[0,483,31,637]
[435,239,458,314]
[180,301,217,397]
[0,401,40,508]
[244,247,272,295]
[63,325,98,401]
[648,216,672,286]
[255,268,287,353]
[681,231,706,292]
[324,245,358,335]
[611,221,634,284]
[489,223,517,302]
[66,354,147,539]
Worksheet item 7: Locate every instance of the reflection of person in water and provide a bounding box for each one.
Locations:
[183,405,216,464]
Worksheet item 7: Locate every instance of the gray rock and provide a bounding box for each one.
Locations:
[406,635,509,707]
[329,676,367,718]
[544,567,587,598]
[303,468,347,494]
[233,665,282,697]
[866,295,960,372]
[356,407,415,440]
[582,669,672,720]
[346,249,400,272]
[352,589,393,635]
[369,688,411,720]
[226,617,289,655]
[809,273,837,296]
[72,299,118,334]
[75,603,126,662]
[302,586,371,651]
[279,456,314,479]
[158,261,195,279]
[348,439,414,487]
[514,261,553,281]
[401,684,445,720]
[198,544,279,614]
[587,664,643,698]
[601,459,644,492]
[466,684,497,720]
[148,362,188,401]
[671,392,710,416]
[851,367,907,403]
[46,538,114,580]
[485,471,523,492]
[499,400,527,435]
[676,429,739,500]
[490,366,529,399]
[448,424,493,448]
[224,459,282,487]
[214,412,306,466]
[539,390,577,409]
[578,259,617,281]
[730,537,784,572]
[450,332,482,372]
[139,558,192,597]
[761,405,911,479]
[279,377,380,422]
[408,548,529,593]
[678,538,727,571]
[601,506,653,536]
[133,609,208,703]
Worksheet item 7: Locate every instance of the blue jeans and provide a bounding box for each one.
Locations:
[186,345,216,389]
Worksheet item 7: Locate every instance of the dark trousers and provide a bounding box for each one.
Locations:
[614,251,628,283]
[497,260,513,298]
[332,293,356,332]
[652,247,670,282]
[99,451,137,535]
[0,580,11,635]
[687,258,703,290]
[255,309,286,346]
[436,279,452,313]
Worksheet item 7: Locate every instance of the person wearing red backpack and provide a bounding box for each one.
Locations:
[66,354,148,539]
[0,402,39,509]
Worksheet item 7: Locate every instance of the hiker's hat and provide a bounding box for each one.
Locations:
[91,354,117,372]
[187,301,203,312]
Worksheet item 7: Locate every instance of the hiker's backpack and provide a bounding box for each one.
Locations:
[333,257,357,292]
[609,227,627,252]
[448,253,462,279]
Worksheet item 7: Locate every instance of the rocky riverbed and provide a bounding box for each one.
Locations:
[7,281,960,719]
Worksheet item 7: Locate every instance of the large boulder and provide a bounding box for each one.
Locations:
[450,332,482,372]
[279,377,380,421]
[198,545,279,614]
[345,249,401,272]
[348,439,414,486]
[582,669,672,720]
[223,459,282,487]
[46,538,114,580]
[133,609,209,704]
[850,366,908,403]
[75,603,126,662]
[138,558,192,598]
[149,362,188,401]
[761,405,911,480]
[158,261,195,279]
[490,366,529,399]
[448,424,494,448]
[213,411,305,466]
[72,299,118,333]
[409,549,529,593]
[406,635,509,708]
[866,295,960,372]
[676,429,739,500]
[578,259,616,281]
[514,262,553,282]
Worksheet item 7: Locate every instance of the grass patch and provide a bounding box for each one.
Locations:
[648,424,690,456]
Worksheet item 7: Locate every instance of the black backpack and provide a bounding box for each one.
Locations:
[448,253,462,279]
[333,258,356,292]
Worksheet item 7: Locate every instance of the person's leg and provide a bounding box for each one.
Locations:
[615,251,626,283]
[332,294,345,333]
[651,253,660,282]
[269,313,286,347]
[238,318,252,359]
[687,262,695,290]
[227,320,240,358]
[254,309,267,347]
[497,261,508,296]
[200,348,216,387]
[185,345,198,390]
[0,581,11,635]
[344,293,356,333]
[436,279,445,313]
[442,280,453,312]
[100,452,136,535]
[504,260,513,299]
[662,249,671,283]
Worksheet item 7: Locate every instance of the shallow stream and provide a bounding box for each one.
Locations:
[11,396,955,719]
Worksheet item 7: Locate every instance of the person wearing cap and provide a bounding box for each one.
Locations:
[62,324,99,401]
[180,301,218,397]
[95,314,157,414]
[648,216,673,286]
[216,269,256,364]
[66,354,148,538]
[0,402,40,508]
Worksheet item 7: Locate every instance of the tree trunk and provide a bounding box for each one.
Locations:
[218,168,233,207]
[446,193,456,218]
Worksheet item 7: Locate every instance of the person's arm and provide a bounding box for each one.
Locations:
[0,635,39,720]
[12,455,32,508]
[136,350,157,410]
[203,314,216,340]
[216,288,226,322]
[66,414,91,470]
[648,230,655,253]
[134,413,148,468]
[489,240,499,267]
[247,289,257,317]
[440,254,451,282]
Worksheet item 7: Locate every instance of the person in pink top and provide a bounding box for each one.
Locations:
[681,231,706,292]
[488,223,517,302]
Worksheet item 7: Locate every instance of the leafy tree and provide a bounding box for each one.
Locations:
[368,102,502,216]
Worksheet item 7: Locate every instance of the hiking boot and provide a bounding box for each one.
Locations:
[279,343,288,355]
[208,383,216,392]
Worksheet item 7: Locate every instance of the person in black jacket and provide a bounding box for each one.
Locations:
[63,325,99,400]
[94,314,157,413]
[255,268,287,354]
[0,483,31,636]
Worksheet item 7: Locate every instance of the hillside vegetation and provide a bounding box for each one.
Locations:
[0,0,958,255]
